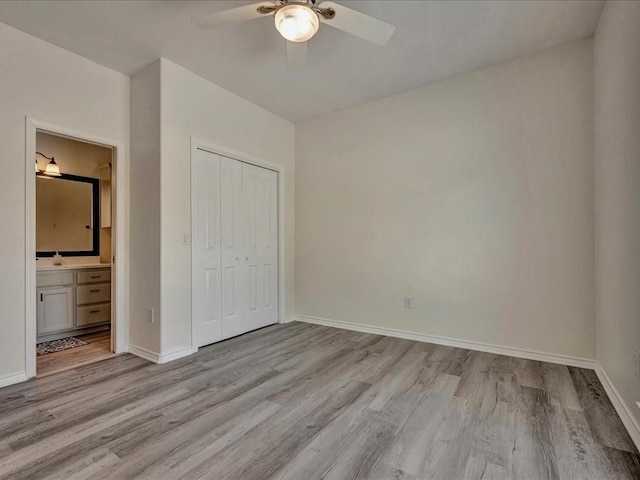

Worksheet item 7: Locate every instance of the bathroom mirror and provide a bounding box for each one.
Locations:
[36,174,100,257]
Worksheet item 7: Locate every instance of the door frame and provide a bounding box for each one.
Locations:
[25,117,128,378]
[190,137,286,351]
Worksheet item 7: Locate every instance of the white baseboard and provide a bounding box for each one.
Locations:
[295,315,596,370]
[595,365,640,451]
[128,344,161,363]
[280,315,296,324]
[0,371,28,389]
[128,344,196,364]
[159,346,197,364]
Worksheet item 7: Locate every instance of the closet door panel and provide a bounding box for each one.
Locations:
[261,169,279,325]
[243,164,260,329]
[220,156,250,339]
[243,163,278,330]
[192,149,222,347]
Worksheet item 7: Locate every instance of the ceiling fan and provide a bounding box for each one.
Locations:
[192,0,396,69]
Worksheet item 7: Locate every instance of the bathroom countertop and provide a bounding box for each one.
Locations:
[36,263,111,272]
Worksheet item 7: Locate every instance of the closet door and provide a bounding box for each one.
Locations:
[193,152,279,347]
[220,156,252,339]
[243,163,279,330]
[192,149,222,347]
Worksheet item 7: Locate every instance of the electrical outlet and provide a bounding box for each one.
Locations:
[404,296,414,309]
[147,308,155,323]
[635,351,640,377]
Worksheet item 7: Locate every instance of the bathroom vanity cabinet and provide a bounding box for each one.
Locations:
[36,265,111,341]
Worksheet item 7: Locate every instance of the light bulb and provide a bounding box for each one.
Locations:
[44,159,61,177]
[275,4,319,43]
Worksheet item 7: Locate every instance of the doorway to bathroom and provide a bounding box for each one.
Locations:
[26,119,127,378]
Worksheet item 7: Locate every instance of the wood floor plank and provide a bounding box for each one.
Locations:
[137,400,283,479]
[0,322,637,480]
[367,462,416,480]
[0,387,189,479]
[0,441,12,459]
[41,447,120,480]
[460,354,519,477]
[180,380,369,480]
[541,362,583,412]
[512,386,560,480]
[569,366,639,454]
[549,406,612,480]
[601,445,640,480]
[271,404,375,480]
[513,357,545,390]
[273,368,418,480]
[0,355,149,415]
[381,373,461,476]
[314,410,398,480]
[1,362,210,448]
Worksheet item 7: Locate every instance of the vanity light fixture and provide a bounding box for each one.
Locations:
[36,151,62,177]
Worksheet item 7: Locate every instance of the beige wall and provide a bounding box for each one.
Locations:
[594,1,640,428]
[36,132,111,178]
[160,58,295,354]
[35,132,112,258]
[296,39,595,359]
[36,177,93,251]
[0,22,129,383]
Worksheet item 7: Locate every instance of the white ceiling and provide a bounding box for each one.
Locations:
[0,0,604,122]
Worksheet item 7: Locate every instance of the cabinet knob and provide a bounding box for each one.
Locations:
[245,256,249,261]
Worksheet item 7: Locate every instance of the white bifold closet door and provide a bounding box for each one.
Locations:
[192,149,223,347]
[193,149,278,348]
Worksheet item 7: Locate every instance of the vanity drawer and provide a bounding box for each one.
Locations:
[36,271,74,287]
[77,269,111,284]
[76,303,111,327]
[76,284,111,305]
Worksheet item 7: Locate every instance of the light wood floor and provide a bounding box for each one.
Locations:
[1,322,638,479]
[36,330,114,377]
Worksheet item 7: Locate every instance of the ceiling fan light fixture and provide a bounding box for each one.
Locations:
[274,4,319,42]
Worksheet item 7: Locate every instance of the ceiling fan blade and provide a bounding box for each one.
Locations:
[316,1,396,46]
[287,41,308,70]
[193,2,275,30]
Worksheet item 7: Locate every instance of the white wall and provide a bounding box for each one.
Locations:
[159,59,295,354]
[130,60,162,354]
[296,39,595,360]
[594,1,640,427]
[0,22,129,383]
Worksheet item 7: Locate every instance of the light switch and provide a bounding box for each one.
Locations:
[404,296,414,309]
[182,233,191,246]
